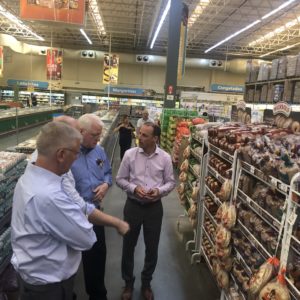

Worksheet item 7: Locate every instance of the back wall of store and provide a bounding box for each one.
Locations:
[0,51,245,93]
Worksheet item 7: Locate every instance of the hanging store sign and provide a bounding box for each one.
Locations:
[177,3,188,81]
[46,49,63,80]
[20,0,85,25]
[211,84,244,93]
[102,54,119,85]
[7,79,49,89]
[0,46,3,78]
[273,101,291,117]
[104,86,144,95]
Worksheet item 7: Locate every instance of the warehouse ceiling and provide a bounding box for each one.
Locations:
[0,0,300,60]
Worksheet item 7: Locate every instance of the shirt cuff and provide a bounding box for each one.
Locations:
[129,184,138,194]
[86,203,96,216]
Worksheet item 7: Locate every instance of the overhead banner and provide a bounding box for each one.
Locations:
[46,49,63,80]
[177,3,188,81]
[0,46,3,78]
[20,0,85,25]
[103,54,119,85]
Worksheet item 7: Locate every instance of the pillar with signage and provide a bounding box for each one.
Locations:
[164,0,185,108]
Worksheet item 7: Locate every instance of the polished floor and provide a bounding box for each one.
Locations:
[1,127,220,300]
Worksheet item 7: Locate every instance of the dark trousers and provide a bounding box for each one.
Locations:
[120,141,132,160]
[82,225,107,300]
[17,273,75,300]
[122,198,163,288]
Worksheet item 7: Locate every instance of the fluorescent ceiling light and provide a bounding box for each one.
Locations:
[0,4,44,41]
[205,0,297,53]
[262,0,297,20]
[205,20,261,53]
[88,0,106,36]
[188,0,210,28]
[80,29,92,45]
[260,41,300,58]
[150,0,171,49]
[249,16,300,47]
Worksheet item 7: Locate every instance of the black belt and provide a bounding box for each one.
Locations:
[128,197,161,206]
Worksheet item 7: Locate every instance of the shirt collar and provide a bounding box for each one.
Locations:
[27,162,63,184]
[138,145,159,157]
[80,145,93,154]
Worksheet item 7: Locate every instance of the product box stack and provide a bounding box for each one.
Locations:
[257,63,270,81]
[246,60,260,83]
[254,89,261,103]
[283,79,293,102]
[286,55,298,77]
[246,88,255,102]
[0,152,27,218]
[271,84,284,103]
[260,84,269,102]
[277,56,287,79]
[269,59,279,80]
[293,81,300,103]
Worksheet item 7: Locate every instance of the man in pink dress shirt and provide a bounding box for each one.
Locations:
[116,122,176,300]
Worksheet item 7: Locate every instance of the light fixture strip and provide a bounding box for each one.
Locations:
[150,0,171,49]
[89,0,106,36]
[262,0,297,20]
[205,0,297,53]
[249,15,300,47]
[205,20,261,53]
[0,4,44,41]
[80,29,93,45]
[260,41,300,58]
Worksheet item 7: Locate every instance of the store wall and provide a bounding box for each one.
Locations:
[0,51,245,92]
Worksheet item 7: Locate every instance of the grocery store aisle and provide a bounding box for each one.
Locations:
[74,146,220,300]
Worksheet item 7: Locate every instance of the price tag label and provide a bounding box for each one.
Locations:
[246,196,251,204]
[250,166,255,174]
[288,211,297,226]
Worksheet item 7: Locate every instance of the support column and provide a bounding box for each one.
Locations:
[164,0,182,108]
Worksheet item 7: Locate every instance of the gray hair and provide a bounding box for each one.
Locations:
[78,114,104,131]
[36,122,82,156]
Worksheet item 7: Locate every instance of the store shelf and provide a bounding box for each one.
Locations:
[189,165,200,178]
[203,226,215,247]
[191,135,204,145]
[209,143,234,164]
[229,273,247,300]
[207,165,226,184]
[285,276,300,300]
[204,206,217,227]
[237,220,272,259]
[190,148,202,163]
[201,246,213,273]
[205,186,222,206]
[240,161,290,196]
[237,189,282,231]
[233,248,252,277]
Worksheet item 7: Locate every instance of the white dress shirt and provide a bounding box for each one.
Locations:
[30,149,95,215]
[11,163,97,285]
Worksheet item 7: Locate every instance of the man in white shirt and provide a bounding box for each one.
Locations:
[136,109,154,136]
[11,122,128,300]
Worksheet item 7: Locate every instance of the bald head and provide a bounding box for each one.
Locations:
[54,115,79,130]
